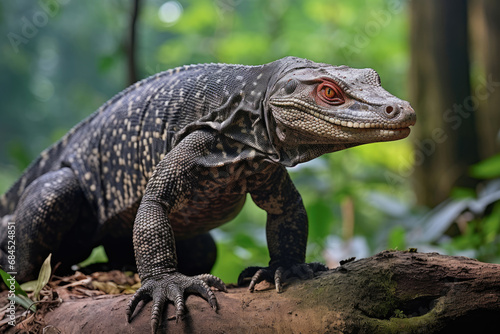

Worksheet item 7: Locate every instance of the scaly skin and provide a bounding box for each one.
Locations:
[0,57,415,332]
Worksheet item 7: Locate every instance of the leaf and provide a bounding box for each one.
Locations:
[8,294,36,312]
[450,187,476,200]
[0,270,36,312]
[388,226,406,250]
[470,154,500,179]
[19,280,38,292]
[77,245,108,268]
[91,281,120,294]
[34,253,52,301]
[0,269,28,298]
[407,199,471,244]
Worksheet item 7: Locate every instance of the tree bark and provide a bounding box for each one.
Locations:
[6,251,499,333]
[410,0,479,207]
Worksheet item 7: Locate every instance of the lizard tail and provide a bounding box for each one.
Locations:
[0,131,74,217]
[0,146,61,217]
[0,109,100,217]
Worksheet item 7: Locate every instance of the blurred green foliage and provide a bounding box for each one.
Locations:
[444,202,500,262]
[442,154,500,263]
[1,0,418,283]
[470,154,500,179]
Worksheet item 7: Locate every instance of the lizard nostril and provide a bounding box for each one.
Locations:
[383,105,400,118]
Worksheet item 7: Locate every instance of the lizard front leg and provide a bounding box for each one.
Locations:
[239,166,327,292]
[126,131,226,333]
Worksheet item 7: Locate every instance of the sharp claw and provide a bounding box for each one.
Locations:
[237,266,260,286]
[174,292,186,322]
[208,299,218,311]
[248,267,278,292]
[203,284,218,310]
[215,278,228,292]
[248,279,256,292]
[208,290,218,311]
[196,274,227,292]
[126,303,133,323]
[126,289,146,322]
[175,308,185,323]
[151,301,164,334]
[274,267,283,293]
[250,268,266,292]
[151,318,158,334]
[239,262,328,294]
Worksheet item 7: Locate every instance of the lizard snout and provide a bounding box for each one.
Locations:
[379,102,416,127]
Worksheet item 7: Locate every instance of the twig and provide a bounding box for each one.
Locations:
[127,0,141,85]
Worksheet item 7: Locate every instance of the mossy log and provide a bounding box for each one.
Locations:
[17,251,500,333]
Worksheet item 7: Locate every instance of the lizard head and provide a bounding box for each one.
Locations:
[266,58,416,163]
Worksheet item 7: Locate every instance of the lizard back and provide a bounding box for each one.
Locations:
[1,61,277,223]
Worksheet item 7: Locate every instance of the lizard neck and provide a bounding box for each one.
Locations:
[173,62,280,162]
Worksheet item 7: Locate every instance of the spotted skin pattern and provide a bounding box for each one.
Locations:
[0,57,415,332]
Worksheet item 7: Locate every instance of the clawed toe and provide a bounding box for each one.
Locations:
[238,262,329,293]
[126,272,226,333]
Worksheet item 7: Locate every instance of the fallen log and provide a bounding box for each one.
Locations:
[4,251,500,333]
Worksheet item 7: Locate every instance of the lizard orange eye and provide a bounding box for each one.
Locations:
[325,87,335,98]
[317,81,345,105]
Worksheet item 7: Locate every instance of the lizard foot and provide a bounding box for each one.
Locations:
[237,262,328,293]
[126,272,227,333]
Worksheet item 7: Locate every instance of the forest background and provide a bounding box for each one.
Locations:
[1,0,499,283]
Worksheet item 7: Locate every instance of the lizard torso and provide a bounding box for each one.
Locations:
[2,62,279,233]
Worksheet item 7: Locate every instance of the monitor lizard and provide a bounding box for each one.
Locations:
[0,57,416,332]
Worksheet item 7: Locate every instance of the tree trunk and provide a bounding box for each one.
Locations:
[470,0,500,159]
[409,0,479,207]
[126,0,140,86]
[5,251,499,333]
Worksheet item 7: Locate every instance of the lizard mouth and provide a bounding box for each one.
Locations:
[270,98,416,132]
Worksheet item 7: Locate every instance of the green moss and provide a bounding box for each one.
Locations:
[366,310,440,334]
[289,267,399,320]
[392,309,407,319]
[363,270,398,319]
